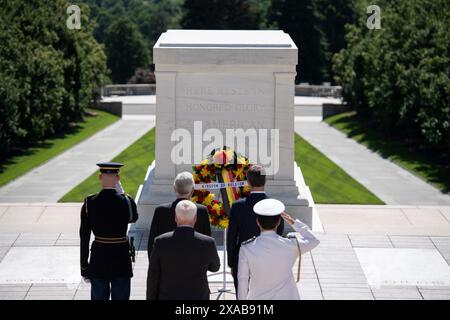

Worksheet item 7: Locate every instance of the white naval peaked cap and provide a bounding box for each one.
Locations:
[253,199,285,216]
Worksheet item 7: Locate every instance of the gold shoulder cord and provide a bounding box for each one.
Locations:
[294,237,302,283]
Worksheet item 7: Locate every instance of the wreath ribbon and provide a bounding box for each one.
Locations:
[194,181,248,190]
[221,167,239,206]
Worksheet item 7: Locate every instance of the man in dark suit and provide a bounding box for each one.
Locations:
[226,165,284,294]
[147,200,220,300]
[147,172,211,261]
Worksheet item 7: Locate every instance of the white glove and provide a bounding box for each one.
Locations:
[115,181,125,194]
[82,277,91,284]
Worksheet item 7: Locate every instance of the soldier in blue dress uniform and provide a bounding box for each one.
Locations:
[79,162,139,300]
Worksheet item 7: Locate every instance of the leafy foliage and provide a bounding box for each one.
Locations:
[81,0,354,84]
[268,0,354,84]
[104,17,150,83]
[0,0,108,160]
[181,0,262,29]
[333,0,450,152]
[80,0,182,81]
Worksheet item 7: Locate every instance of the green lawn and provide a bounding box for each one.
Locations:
[0,109,118,188]
[60,127,382,204]
[325,111,450,195]
[59,128,155,202]
[295,133,384,204]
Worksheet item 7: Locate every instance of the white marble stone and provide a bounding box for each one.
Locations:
[157,30,295,47]
[137,30,313,230]
[0,247,80,284]
[355,248,450,288]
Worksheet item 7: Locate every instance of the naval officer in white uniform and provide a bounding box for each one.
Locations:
[237,199,320,300]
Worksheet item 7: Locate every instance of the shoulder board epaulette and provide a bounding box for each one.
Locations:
[84,193,98,215]
[242,237,256,246]
[85,192,98,200]
[121,193,131,201]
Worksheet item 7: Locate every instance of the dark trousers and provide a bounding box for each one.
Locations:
[91,277,131,300]
[231,267,239,299]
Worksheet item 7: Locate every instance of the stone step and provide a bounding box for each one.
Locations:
[294,105,323,117]
[122,103,155,115]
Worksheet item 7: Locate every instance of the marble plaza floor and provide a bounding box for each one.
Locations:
[1,203,450,300]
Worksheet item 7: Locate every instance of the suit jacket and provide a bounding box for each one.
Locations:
[146,227,220,300]
[79,189,139,279]
[147,198,211,260]
[226,192,284,269]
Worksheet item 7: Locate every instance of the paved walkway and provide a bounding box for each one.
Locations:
[295,120,450,205]
[1,203,450,300]
[0,118,155,203]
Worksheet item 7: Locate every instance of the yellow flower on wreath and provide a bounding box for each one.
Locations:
[237,155,249,165]
[219,218,229,229]
[204,193,215,206]
[234,167,245,180]
[200,167,210,178]
[212,202,221,214]
[192,172,200,181]
[224,149,234,161]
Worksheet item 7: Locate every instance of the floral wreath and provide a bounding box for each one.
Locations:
[191,146,252,229]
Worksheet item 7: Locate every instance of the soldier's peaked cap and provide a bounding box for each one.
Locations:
[253,198,285,216]
[97,162,123,174]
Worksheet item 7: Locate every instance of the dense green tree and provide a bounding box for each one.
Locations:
[0,16,24,155]
[267,0,354,83]
[104,17,150,83]
[0,0,108,159]
[314,0,354,82]
[79,0,353,83]
[135,0,182,61]
[181,0,262,29]
[268,0,327,84]
[81,0,182,65]
[333,0,450,151]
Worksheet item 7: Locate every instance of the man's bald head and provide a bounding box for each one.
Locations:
[175,200,197,226]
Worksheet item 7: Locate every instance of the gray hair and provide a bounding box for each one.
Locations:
[175,200,197,223]
[173,171,195,196]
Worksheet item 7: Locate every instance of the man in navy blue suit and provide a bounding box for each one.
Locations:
[226,165,284,294]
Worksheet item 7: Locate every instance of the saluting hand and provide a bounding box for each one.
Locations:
[281,212,296,225]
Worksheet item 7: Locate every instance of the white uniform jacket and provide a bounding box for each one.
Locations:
[238,219,320,300]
